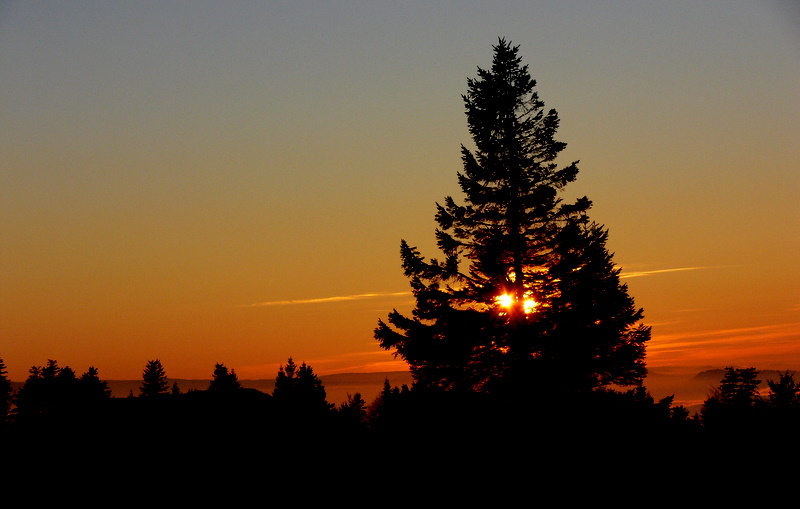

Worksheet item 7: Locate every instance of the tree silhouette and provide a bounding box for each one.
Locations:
[0,356,12,426]
[273,357,299,400]
[273,357,332,418]
[375,38,649,396]
[295,362,330,412]
[78,366,112,402]
[336,392,368,431]
[13,360,71,423]
[761,370,800,434]
[10,360,109,428]
[208,363,241,393]
[139,359,170,398]
[701,367,761,430]
[766,370,800,408]
[366,379,414,434]
[717,366,761,407]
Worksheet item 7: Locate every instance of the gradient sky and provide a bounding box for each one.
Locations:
[1,1,798,382]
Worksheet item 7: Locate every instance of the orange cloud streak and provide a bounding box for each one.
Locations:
[246,291,410,307]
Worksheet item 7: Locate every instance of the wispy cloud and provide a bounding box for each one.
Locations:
[646,322,800,370]
[247,266,706,306]
[620,266,707,279]
[246,291,410,307]
[648,322,800,352]
[295,350,411,375]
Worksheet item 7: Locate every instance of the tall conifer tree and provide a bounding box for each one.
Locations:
[139,359,170,398]
[375,39,649,395]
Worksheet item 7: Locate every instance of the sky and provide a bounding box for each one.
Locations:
[1,1,798,382]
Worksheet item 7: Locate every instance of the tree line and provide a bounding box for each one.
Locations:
[2,355,799,445]
[0,356,363,437]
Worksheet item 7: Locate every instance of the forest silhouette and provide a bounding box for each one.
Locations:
[3,40,797,465]
[2,356,799,461]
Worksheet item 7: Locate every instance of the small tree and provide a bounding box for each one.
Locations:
[272,357,332,417]
[718,366,761,407]
[78,366,112,402]
[337,392,368,430]
[12,360,81,426]
[367,379,411,433]
[701,367,761,428]
[273,357,299,401]
[0,356,13,426]
[766,370,800,408]
[295,362,330,412]
[761,370,800,434]
[208,363,241,393]
[139,359,170,398]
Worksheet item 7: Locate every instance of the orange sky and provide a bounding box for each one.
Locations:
[1,2,798,382]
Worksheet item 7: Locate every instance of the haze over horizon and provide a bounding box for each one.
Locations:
[2,2,798,382]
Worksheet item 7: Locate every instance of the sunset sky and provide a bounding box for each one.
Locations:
[1,1,798,382]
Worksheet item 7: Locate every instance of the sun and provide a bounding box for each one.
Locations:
[495,293,538,314]
[496,293,514,308]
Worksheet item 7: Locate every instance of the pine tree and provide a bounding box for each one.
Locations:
[375,38,649,396]
[273,357,299,402]
[716,366,761,407]
[78,366,112,402]
[701,366,762,428]
[0,356,12,426]
[272,357,331,416]
[12,360,82,425]
[208,363,241,392]
[766,370,800,408]
[295,362,330,414]
[762,370,800,435]
[339,392,366,417]
[367,379,411,433]
[139,359,170,398]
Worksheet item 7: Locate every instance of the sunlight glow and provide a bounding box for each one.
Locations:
[495,293,538,314]
[496,294,514,308]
